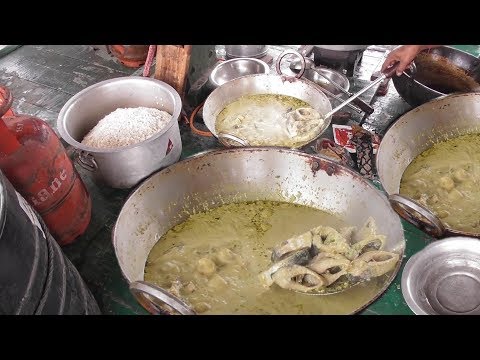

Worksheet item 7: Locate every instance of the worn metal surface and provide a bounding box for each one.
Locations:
[1,45,479,315]
[0,46,22,59]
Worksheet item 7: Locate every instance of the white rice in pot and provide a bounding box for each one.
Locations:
[81,107,172,149]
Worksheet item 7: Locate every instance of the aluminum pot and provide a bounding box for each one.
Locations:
[57,76,182,189]
[112,147,406,315]
[392,46,480,107]
[376,92,480,238]
[225,45,268,59]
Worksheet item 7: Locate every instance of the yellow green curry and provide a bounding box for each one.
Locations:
[400,133,480,233]
[215,94,324,147]
[144,200,393,315]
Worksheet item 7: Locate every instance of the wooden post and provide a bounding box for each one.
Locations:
[154,45,192,99]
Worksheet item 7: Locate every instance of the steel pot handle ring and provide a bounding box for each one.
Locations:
[389,193,445,238]
[185,148,219,160]
[275,49,306,81]
[218,132,250,147]
[75,150,98,172]
[129,281,196,315]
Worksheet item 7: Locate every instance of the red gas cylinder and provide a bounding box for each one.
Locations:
[107,45,149,68]
[0,85,91,246]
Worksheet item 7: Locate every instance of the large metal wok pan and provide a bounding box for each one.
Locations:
[201,50,333,148]
[376,92,480,238]
[113,147,406,315]
[393,46,480,107]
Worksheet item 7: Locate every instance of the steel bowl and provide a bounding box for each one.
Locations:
[289,57,350,96]
[207,58,270,90]
[57,76,183,189]
[225,45,268,59]
[402,237,480,315]
[303,67,350,95]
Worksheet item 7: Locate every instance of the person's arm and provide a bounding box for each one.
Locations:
[381,45,441,76]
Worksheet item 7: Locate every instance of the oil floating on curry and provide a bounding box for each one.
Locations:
[400,133,480,233]
[215,94,325,147]
[144,200,399,314]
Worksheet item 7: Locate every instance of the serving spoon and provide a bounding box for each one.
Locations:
[290,57,374,115]
[318,62,399,122]
[278,49,399,122]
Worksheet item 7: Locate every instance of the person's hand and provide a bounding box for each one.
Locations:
[381,45,441,76]
[381,45,423,76]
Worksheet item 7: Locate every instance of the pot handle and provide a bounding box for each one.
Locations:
[129,281,196,315]
[388,194,445,238]
[184,148,219,160]
[275,49,306,81]
[218,132,249,147]
[75,150,98,172]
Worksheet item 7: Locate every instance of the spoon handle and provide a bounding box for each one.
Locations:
[323,63,399,119]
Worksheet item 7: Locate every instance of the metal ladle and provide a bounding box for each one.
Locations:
[217,62,399,148]
[319,63,399,122]
[291,57,375,115]
[289,59,363,114]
